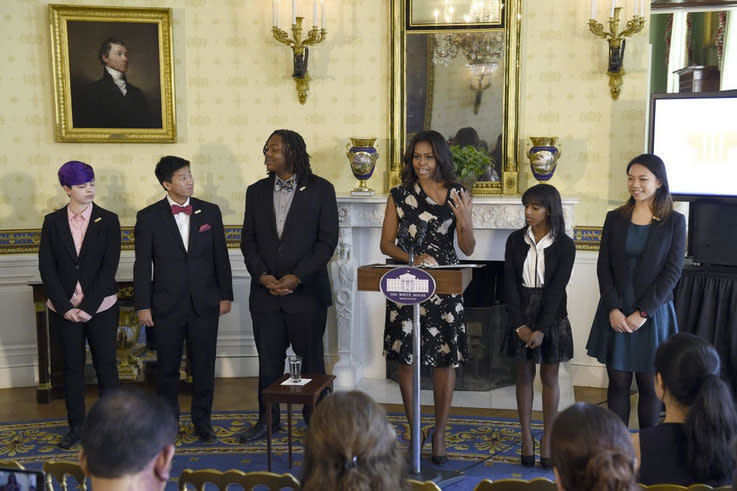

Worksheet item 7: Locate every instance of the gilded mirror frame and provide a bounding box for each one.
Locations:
[389,0,521,194]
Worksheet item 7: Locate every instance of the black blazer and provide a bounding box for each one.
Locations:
[504,228,576,335]
[38,203,121,316]
[76,69,157,128]
[240,174,339,313]
[597,209,686,315]
[134,197,233,322]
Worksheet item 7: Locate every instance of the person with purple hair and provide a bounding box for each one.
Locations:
[38,160,121,449]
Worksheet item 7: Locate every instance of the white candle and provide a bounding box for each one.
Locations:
[610,0,615,17]
[313,0,317,26]
[591,0,596,19]
[276,0,279,26]
[273,0,277,26]
[292,0,296,25]
[321,0,325,29]
[640,0,644,17]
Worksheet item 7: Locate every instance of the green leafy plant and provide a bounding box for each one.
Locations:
[449,144,493,185]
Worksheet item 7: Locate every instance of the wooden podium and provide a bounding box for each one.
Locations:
[357,263,474,486]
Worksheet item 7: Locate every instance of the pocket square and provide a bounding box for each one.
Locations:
[199,224,211,232]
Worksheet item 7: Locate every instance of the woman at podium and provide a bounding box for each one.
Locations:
[379,130,475,464]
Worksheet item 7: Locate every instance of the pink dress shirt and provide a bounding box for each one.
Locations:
[47,204,118,315]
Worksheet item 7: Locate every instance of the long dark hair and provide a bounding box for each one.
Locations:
[263,129,313,185]
[521,183,566,240]
[552,403,637,491]
[400,130,458,187]
[301,391,408,491]
[617,153,673,221]
[655,333,737,483]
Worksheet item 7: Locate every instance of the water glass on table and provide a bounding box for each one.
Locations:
[288,354,302,382]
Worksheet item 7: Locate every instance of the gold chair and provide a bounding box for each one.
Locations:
[474,477,558,491]
[178,468,301,490]
[43,460,87,491]
[408,479,443,490]
[0,460,24,469]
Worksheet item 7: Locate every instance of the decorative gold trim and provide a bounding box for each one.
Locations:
[48,5,176,142]
[389,0,521,195]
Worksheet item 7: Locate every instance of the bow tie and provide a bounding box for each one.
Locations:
[171,204,192,215]
[274,178,295,192]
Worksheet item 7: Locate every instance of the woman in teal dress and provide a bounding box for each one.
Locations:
[586,154,686,429]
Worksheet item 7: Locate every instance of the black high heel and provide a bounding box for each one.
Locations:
[429,428,448,465]
[520,438,535,467]
[540,437,552,469]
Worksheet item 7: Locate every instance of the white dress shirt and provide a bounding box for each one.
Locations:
[105,66,127,95]
[167,195,190,252]
[522,226,554,288]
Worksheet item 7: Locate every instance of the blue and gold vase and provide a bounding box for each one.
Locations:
[527,137,561,182]
[347,137,379,196]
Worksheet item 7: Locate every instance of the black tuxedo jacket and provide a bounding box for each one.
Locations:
[597,209,686,315]
[134,197,233,322]
[76,69,157,128]
[504,228,576,335]
[240,174,339,313]
[38,203,121,316]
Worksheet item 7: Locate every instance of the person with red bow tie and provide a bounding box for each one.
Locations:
[134,155,233,442]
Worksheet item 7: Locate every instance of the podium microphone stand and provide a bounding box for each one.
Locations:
[357,257,472,487]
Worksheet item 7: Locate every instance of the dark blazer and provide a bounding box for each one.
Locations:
[504,228,576,335]
[38,203,121,316]
[597,209,686,315]
[134,197,233,322]
[240,174,339,313]
[76,69,157,128]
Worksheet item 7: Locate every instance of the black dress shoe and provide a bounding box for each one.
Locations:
[540,456,553,469]
[238,422,281,443]
[195,424,217,443]
[58,427,81,449]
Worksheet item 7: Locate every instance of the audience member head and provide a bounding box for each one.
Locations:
[453,127,481,147]
[521,183,566,239]
[58,160,95,207]
[654,332,737,484]
[551,402,637,491]
[80,388,177,491]
[401,130,458,187]
[262,129,312,184]
[619,153,673,221]
[301,390,408,491]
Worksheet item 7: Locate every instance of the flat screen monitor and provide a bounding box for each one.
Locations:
[649,90,737,201]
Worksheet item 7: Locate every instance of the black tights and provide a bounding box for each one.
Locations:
[606,367,661,429]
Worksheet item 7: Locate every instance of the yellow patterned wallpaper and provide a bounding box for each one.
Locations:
[0,0,648,229]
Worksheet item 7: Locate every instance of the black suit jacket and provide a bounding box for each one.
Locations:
[134,197,233,322]
[38,203,121,316]
[240,174,339,313]
[597,209,686,315]
[76,69,157,128]
[504,228,576,335]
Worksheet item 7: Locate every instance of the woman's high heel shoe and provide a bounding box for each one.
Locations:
[520,438,535,467]
[428,428,448,465]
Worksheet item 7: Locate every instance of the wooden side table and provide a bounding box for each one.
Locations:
[263,373,336,471]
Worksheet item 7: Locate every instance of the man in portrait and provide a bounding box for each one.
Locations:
[77,38,154,128]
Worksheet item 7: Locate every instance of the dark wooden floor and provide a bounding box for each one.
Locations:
[0,378,607,423]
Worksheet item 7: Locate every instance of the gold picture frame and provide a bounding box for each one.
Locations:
[49,4,176,143]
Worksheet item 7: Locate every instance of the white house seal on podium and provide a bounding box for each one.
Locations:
[380,267,436,305]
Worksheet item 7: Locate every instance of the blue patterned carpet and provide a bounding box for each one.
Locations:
[0,411,555,490]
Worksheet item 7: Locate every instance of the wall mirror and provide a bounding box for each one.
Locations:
[389,0,521,194]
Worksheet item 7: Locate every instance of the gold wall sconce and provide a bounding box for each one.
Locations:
[588,1,645,100]
[467,60,496,114]
[272,0,327,104]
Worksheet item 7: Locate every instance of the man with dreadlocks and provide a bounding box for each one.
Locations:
[238,129,339,442]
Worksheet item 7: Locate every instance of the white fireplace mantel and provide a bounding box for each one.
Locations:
[329,194,578,388]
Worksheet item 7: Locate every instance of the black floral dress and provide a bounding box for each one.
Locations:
[383,183,468,368]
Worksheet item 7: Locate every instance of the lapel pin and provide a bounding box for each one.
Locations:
[94,217,102,223]
[299,186,306,191]
[194,209,202,214]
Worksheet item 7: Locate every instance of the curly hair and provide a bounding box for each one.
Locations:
[263,129,312,185]
[301,391,408,491]
[400,130,458,188]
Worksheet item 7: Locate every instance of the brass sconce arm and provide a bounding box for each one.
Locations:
[272,16,327,104]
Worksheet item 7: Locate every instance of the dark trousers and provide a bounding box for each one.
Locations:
[51,304,120,428]
[251,308,327,423]
[154,306,219,429]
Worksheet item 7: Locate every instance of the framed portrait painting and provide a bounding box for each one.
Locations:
[49,5,176,142]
